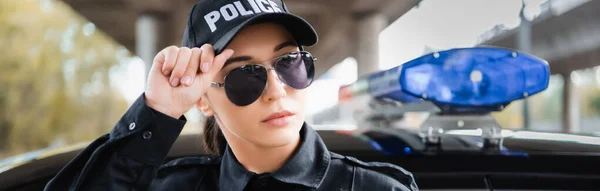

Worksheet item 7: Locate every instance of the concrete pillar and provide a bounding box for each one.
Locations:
[562,72,580,133]
[136,14,160,82]
[518,2,532,130]
[356,13,387,77]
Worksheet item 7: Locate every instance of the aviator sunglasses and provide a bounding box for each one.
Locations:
[211,51,316,106]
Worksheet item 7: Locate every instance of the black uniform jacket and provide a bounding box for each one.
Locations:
[44,94,419,191]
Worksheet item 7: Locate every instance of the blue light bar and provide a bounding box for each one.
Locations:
[365,47,549,108]
[338,67,421,103]
[401,47,549,106]
[367,66,422,103]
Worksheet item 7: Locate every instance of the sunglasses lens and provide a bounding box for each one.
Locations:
[275,52,315,89]
[224,65,267,106]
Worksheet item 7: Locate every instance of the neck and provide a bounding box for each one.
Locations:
[223,129,301,174]
[232,137,300,173]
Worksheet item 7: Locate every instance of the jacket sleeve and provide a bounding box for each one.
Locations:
[44,93,187,191]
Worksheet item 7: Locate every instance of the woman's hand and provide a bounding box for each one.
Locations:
[145,44,234,119]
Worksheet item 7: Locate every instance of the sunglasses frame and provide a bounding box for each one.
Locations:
[210,51,316,89]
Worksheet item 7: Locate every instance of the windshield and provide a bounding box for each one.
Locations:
[1,0,599,162]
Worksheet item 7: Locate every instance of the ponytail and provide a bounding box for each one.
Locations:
[202,116,227,156]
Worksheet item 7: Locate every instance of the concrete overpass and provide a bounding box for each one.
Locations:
[479,0,600,133]
[61,0,421,78]
[480,0,600,75]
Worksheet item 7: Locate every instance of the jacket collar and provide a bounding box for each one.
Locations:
[219,123,331,190]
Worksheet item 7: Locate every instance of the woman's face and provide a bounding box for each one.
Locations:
[202,23,307,148]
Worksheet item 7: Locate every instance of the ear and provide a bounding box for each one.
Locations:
[196,95,215,117]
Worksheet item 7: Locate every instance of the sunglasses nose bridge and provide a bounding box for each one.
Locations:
[260,67,287,101]
[265,67,285,85]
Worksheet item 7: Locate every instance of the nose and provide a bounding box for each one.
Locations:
[261,68,287,102]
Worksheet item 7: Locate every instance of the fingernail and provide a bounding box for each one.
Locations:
[201,62,209,72]
[171,78,180,86]
[224,49,234,58]
[181,76,191,85]
[164,70,170,76]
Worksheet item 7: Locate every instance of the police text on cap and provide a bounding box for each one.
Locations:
[204,0,283,32]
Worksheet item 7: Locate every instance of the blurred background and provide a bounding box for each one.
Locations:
[2,0,600,160]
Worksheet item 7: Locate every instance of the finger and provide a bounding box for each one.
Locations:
[181,48,201,86]
[199,44,214,73]
[152,48,167,74]
[203,49,233,85]
[206,49,234,79]
[161,46,179,76]
[170,47,192,87]
[191,49,233,93]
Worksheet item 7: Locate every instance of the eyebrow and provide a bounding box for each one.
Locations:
[274,40,297,52]
[224,40,298,67]
[223,56,252,67]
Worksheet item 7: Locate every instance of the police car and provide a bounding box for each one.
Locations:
[1,47,599,191]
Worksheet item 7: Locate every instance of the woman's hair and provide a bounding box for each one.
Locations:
[202,116,227,156]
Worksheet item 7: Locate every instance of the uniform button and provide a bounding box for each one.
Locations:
[128,122,136,130]
[143,131,152,139]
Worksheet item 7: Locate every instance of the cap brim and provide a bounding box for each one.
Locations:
[212,13,318,55]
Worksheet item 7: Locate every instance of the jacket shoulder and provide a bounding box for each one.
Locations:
[159,156,221,170]
[330,152,418,191]
[157,156,221,176]
[151,156,221,190]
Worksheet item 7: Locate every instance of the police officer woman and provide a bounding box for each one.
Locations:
[45,0,418,190]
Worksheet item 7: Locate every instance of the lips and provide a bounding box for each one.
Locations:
[262,110,294,122]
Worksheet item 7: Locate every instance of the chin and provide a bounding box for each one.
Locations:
[255,119,303,147]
